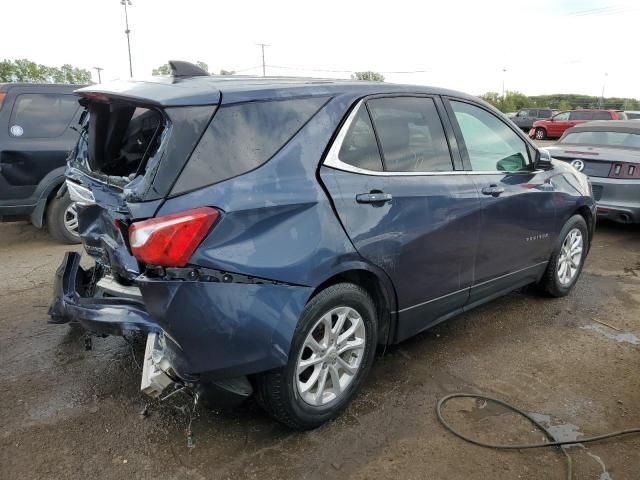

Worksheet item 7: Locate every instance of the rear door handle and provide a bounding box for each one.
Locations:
[481,185,505,197]
[356,192,393,204]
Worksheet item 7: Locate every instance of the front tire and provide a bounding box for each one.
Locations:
[537,215,588,297]
[46,192,80,244]
[256,283,378,429]
[534,128,547,140]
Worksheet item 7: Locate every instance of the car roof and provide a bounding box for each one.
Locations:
[567,120,640,133]
[76,75,480,107]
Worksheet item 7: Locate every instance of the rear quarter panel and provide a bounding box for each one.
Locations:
[158,94,384,290]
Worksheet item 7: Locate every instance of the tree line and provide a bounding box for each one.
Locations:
[0,58,92,84]
[480,91,640,113]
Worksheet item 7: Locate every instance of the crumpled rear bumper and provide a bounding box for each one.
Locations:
[48,251,160,335]
[48,251,313,381]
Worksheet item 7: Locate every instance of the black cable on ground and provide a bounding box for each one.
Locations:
[437,393,640,480]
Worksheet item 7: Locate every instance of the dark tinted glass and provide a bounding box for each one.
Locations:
[367,97,452,172]
[592,111,612,120]
[538,110,552,118]
[172,97,326,193]
[570,111,592,120]
[338,105,383,171]
[10,93,79,138]
[451,100,529,172]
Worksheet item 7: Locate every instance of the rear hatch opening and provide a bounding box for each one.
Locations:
[70,97,167,193]
[65,90,218,285]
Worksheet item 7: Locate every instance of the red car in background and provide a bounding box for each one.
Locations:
[529,109,622,140]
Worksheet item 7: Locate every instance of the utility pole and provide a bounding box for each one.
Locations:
[257,43,270,76]
[502,68,507,99]
[121,0,133,77]
[93,67,103,83]
[599,72,608,109]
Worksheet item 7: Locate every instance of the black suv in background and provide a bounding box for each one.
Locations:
[511,108,558,131]
[0,83,85,243]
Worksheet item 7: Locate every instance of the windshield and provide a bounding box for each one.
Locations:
[559,130,640,149]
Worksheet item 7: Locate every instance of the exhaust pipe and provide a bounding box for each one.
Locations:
[617,213,631,224]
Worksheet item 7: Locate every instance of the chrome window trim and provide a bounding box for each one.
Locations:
[323,99,533,177]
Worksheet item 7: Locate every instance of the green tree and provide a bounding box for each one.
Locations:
[352,71,385,82]
[504,91,530,110]
[0,60,15,82]
[0,58,90,83]
[479,92,501,108]
[195,61,209,73]
[152,61,211,76]
[557,100,572,111]
[48,64,92,84]
[152,63,171,76]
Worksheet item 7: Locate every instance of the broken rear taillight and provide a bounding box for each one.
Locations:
[129,207,219,267]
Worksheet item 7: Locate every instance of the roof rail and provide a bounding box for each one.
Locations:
[168,60,209,77]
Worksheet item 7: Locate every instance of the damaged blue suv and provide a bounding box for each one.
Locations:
[49,61,595,429]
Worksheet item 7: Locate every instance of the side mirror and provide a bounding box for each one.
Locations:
[535,149,553,170]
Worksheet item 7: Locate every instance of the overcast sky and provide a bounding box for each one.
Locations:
[2,0,638,98]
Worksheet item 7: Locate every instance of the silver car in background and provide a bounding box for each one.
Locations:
[546,121,640,224]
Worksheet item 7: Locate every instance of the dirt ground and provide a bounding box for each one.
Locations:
[1,218,639,480]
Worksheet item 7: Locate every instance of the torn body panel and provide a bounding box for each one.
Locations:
[49,251,313,381]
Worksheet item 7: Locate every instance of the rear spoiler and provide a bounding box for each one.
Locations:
[74,61,219,108]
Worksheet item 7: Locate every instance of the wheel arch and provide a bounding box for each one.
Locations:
[309,264,398,346]
[29,168,66,228]
[575,204,595,251]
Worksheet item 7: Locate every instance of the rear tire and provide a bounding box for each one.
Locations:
[46,192,80,244]
[537,215,588,297]
[534,128,547,140]
[256,283,378,430]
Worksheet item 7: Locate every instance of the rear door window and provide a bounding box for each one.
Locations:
[367,97,453,172]
[338,104,384,171]
[9,93,79,138]
[172,97,327,194]
[592,111,612,120]
[538,110,552,118]
[570,111,592,121]
[450,100,529,172]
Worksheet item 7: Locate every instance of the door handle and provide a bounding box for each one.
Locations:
[356,192,393,204]
[481,185,505,197]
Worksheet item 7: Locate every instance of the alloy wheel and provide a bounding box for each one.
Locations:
[63,203,80,237]
[557,228,583,285]
[295,306,366,406]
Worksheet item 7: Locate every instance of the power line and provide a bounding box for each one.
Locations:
[565,5,635,17]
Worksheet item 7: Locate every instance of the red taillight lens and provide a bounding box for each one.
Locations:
[0,92,6,110]
[129,207,219,267]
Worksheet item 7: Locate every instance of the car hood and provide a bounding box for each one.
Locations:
[546,145,640,164]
